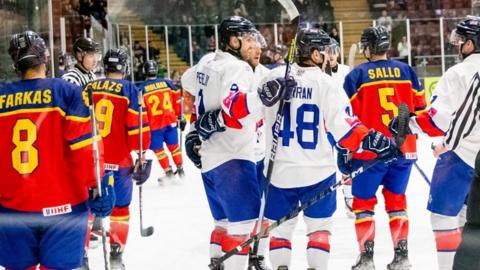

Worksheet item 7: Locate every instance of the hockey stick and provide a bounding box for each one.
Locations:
[348,43,357,69]
[136,89,154,237]
[210,160,380,270]
[248,1,300,268]
[414,162,431,185]
[86,86,109,270]
[178,84,184,175]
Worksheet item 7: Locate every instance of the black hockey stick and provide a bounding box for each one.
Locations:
[414,162,431,185]
[86,86,109,270]
[136,88,154,237]
[209,160,380,270]
[248,1,300,268]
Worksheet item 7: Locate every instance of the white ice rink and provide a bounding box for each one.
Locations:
[85,133,441,270]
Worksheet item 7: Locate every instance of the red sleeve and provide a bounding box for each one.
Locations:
[127,107,151,152]
[415,109,445,136]
[338,124,369,151]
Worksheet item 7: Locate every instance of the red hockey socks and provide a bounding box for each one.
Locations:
[109,206,130,250]
[210,226,227,258]
[353,197,377,251]
[383,188,409,247]
[167,144,183,166]
[154,148,171,171]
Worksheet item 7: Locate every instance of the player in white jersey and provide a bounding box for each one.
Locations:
[390,16,480,270]
[62,37,99,87]
[184,16,294,270]
[260,28,401,270]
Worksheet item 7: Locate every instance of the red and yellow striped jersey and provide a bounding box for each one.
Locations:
[0,78,103,212]
[344,60,426,159]
[139,78,181,131]
[85,78,150,167]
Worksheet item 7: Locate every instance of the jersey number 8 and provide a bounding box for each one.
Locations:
[276,103,320,150]
[12,119,38,174]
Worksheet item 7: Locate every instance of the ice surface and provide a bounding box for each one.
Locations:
[25,134,443,269]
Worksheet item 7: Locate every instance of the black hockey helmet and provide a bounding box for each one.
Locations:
[296,27,332,62]
[73,37,100,54]
[8,30,48,72]
[360,25,390,55]
[103,48,129,74]
[219,16,256,54]
[450,16,480,55]
[144,59,158,77]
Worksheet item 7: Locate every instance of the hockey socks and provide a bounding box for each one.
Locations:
[154,148,171,170]
[305,216,332,269]
[210,223,227,258]
[353,197,376,251]
[269,217,296,269]
[167,144,183,166]
[110,206,130,251]
[383,189,409,247]
[431,213,462,270]
[222,221,255,270]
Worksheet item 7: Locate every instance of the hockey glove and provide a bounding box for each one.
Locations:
[258,77,297,107]
[132,155,153,185]
[361,130,402,163]
[178,117,187,132]
[88,172,116,218]
[185,130,202,169]
[195,109,226,140]
[337,146,353,175]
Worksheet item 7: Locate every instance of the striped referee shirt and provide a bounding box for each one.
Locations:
[61,64,96,87]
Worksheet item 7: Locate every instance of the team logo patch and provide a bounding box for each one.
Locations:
[428,107,438,117]
[42,204,72,217]
[230,83,239,92]
[104,163,119,171]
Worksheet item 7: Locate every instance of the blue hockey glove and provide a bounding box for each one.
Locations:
[88,172,116,218]
[185,130,202,169]
[258,76,297,107]
[132,155,153,185]
[194,109,226,140]
[178,117,187,132]
[336,146,353,175]
[361,130,402,163]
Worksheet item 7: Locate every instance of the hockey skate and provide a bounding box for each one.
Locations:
[158,168,175,185]
[175,165,185,178]
[110,243,125,270]
[352,240,375,270]
[210,257,224,270]
[248,254,270,270]
[277,266,288,270]
[387,240,411,270]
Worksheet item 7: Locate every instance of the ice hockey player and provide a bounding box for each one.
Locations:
[0,30,114,270]
[62,37,100,86]
[138,59,185,182]
[259,27,401,270]
[84,48,150,269]
[390,16,480,270]
[184,15,293,270]
[323,38,356,218]
[343,25,426,270]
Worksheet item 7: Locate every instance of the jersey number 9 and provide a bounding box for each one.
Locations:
[95,99,114,137]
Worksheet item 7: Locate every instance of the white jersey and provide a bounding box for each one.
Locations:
[410,54,480,167]
[194,50,262,172]
[330,63,350,87]
[252,64,271,162]
[61,65,96,87]
[181,52,215,96]
[262,63,363,188]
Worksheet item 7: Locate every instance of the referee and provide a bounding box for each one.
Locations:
[453,150,480,270]
[62,37,100,86]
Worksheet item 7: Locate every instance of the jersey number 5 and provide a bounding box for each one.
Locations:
[379,87,398,126]
[12,119,38,174]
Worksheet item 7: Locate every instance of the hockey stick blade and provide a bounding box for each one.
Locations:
[396,102,410,146]
[141,226,154,237]
[277,0,299,22]
[348,43,357,69]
